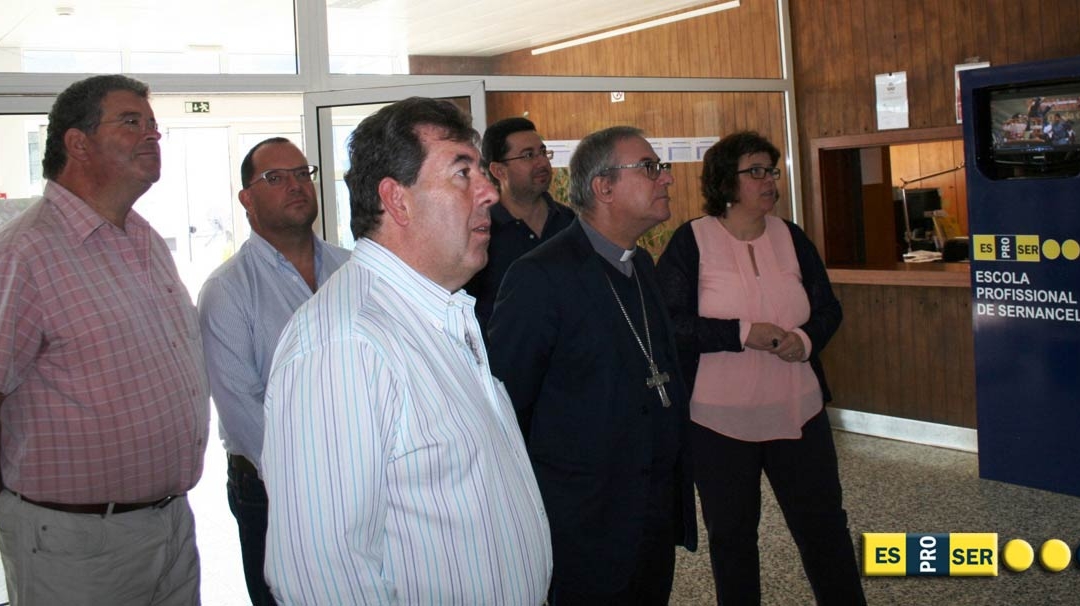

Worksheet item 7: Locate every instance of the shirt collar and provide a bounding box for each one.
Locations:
[579,216,636,277]
[353,238,474,327]
[490,191,561,227]
[246,230,332,281]
[490,202,516,226]
[44,181,150,243]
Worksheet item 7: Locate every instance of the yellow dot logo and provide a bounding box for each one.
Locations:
[1039,539,1072,572]
[1063,240,1080,261]
[1043,239,1062,260]
[1003,539,1034,572]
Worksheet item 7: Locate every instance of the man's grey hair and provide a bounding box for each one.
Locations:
[568,126,644,213]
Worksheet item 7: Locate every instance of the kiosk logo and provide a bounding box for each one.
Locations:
[973,234,1080,261]
[863,533,998,576]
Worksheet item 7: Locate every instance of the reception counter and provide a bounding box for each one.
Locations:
[821,263,976,430]
[828,262,971,288]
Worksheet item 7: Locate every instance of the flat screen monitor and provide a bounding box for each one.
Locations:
[894,188,941,253]
[987,80,1080,178]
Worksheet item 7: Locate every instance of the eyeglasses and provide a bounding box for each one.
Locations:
[601,160,673,181]
[249,165,319,188]
[499,149,555,163]
[737,166,782,180]
[97,115,160,134]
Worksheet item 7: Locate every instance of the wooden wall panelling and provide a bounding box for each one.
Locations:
[920,142,959,222]
[846,0,873,135]
[911,286,934,420]
[849,279,874,409]
[893,285,917,419]
[824,283,976,428]
[926,2,952,129]
[889,144,922,191]
[905,0,929,129]
[408,55,493,75]
[754,0,782,75]
[818,148,861,264]
[703,7,724,74]
[490,0,780,78]
[874,286,898,416]
[988,0,1012,66]
[861,147,897,265]
[860,0,891,125]
[1018,2,1042,62]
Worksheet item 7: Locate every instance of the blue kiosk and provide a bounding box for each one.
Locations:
[961,55,1080,498]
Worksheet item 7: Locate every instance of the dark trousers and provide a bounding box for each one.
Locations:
[691,411,866,606]
[548,526,675,606]
[227,454,277,606]
[550,472,677,606]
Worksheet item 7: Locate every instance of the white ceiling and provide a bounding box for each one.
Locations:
[0,0,724,59]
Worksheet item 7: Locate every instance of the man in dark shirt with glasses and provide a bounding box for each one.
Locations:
[465,117,574,334]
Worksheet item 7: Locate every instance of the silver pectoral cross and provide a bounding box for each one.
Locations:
[646,362,672,408]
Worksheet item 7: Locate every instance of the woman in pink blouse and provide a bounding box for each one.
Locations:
[656,132,865,605]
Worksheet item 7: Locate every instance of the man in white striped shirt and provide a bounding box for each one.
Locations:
[261,97,552,605]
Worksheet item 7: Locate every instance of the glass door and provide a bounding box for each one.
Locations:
[302,80,486,248]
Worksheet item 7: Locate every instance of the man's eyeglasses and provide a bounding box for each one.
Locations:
[601,160,673,181]
[500,149,555,163]
[737,166,782,180]
[249,165,319,188]
[97,115,160,134]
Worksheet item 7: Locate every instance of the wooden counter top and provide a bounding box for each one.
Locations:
[827,262,971,287]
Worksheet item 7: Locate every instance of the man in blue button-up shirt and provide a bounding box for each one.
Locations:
[197,138,349,605]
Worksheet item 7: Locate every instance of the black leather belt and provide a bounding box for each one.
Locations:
[227,453,260,477]
[17,493,181,516]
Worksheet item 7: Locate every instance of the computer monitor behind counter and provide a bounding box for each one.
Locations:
[894,187,941,254]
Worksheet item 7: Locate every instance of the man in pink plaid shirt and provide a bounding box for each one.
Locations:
[0,74,210,605]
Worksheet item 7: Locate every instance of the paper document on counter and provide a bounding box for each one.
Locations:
[903,250,943,263]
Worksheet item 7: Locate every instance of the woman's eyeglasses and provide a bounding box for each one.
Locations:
[737,166,782,180]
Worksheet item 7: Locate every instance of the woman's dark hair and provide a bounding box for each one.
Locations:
[701,131,780,217]
[42,74,150,180]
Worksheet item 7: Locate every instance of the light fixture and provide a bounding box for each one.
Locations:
[55,6,75,17]
[531,0,740,56]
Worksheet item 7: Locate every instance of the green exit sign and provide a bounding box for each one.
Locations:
[185,101,210,113]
